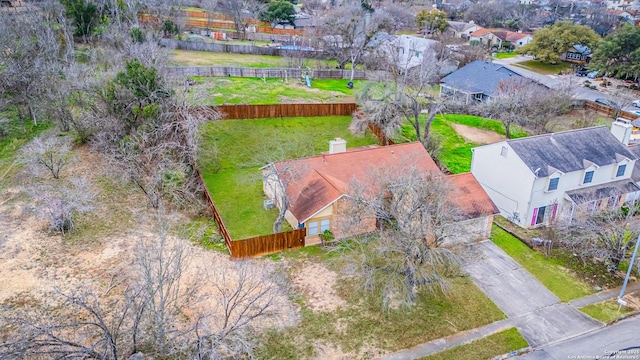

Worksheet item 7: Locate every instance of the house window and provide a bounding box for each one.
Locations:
[566,52,581,60]
[616,164,627,177]
[583,170,594,184]
[473,93,483,101]
[307,218,330,236]
[415,51,421,57]
[501,146,508,157]
[548,177,559,191]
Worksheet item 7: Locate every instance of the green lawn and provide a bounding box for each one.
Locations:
[491,225,595,302]
[0,107,52,180]
[580,300,634,323]
[512,60,572,75]
[422,327,528,360]
[198,116,378,239]
[493,52,518,59]
[192,77,358,105]
[255,277,506,359]
[170,49,339,68]
[399,114,527,174]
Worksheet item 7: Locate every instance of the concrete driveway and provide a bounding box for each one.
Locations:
[465,241,600,347]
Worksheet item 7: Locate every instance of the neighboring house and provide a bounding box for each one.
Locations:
[471,126,640,229]
[390,35,458,73]
[492,31,533,48]
[446,20,483,39]
[263,140,498,245]
[606,0,640,11]
[561,44,592,64]
[439,60,538,103]
[469,28,502,48]
[469,28,533,49]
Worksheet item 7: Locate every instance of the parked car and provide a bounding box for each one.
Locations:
[633,100,640,107]
[576,68,588,77]
[587,70,600,79]
[595,98,620,108]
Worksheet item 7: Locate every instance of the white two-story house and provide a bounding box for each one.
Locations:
[471,126,640,228]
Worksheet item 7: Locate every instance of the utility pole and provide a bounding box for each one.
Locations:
[618,234,640,310]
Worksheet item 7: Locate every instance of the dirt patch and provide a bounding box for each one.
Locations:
[0,144,300,341]
[291,261,345,312]
[450,123,506,145]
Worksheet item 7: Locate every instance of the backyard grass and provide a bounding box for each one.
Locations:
[491,225,595,302]
[512,60,572,75]
[399,114,527,174]
[421,327,528,360]
[580,299,634,323]
[493,52,518,59]
[198,116,378,239]
[0,107,52,181]
[191,77,359,105]
[170,50,339,68]
[255,276,506,359]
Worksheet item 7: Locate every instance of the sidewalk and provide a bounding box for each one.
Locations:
[380,319,515,360]
[380,275,639,359]
[569,279,640,308]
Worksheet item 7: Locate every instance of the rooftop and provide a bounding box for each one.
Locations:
[506,126,637,177]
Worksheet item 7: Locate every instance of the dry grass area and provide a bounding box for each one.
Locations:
[0,142,301,350]
[546,109,612,132]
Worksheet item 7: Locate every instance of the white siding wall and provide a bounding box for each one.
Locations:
[471,142,536,227]
[528,160,636,225]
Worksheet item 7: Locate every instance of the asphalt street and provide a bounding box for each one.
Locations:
[516,315,640,359]
[492,56,636,109]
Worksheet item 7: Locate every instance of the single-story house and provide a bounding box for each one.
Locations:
[471,126,640,228]
[492,31,533,48]
[439,60,538,103]
[561,44,592,64]
[446,20,483,39]
[263,140,498,245]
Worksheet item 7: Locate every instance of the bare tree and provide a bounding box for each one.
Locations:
[92,56,220,209]
[317,2,398,82]
[20,137,72,180]
[558,207,640,273]
[0,285,142,360]
[476,78,573,137]
[0,2,74,126]
[26,176,95,234]
[353,41,450,152]
[253,137,313,233]
[217,0,264,39]
[335,166,463,309]
[194,262,292,359]
[134,220,196,357]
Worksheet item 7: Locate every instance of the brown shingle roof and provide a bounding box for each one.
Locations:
[276,142,439,222]
[449,173,500,220]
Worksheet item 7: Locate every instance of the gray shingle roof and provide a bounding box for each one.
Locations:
[439,60,525,96]
[507,126,637,178]
[566,180,640,204]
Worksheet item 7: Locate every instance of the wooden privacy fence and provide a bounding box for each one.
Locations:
[167,66,371,80]
[584,100,638,120]
[216,103,358,119]
[141,12,304,36]
[229,229,306,259]
[159,39,322,58]
[196,168,306,259]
